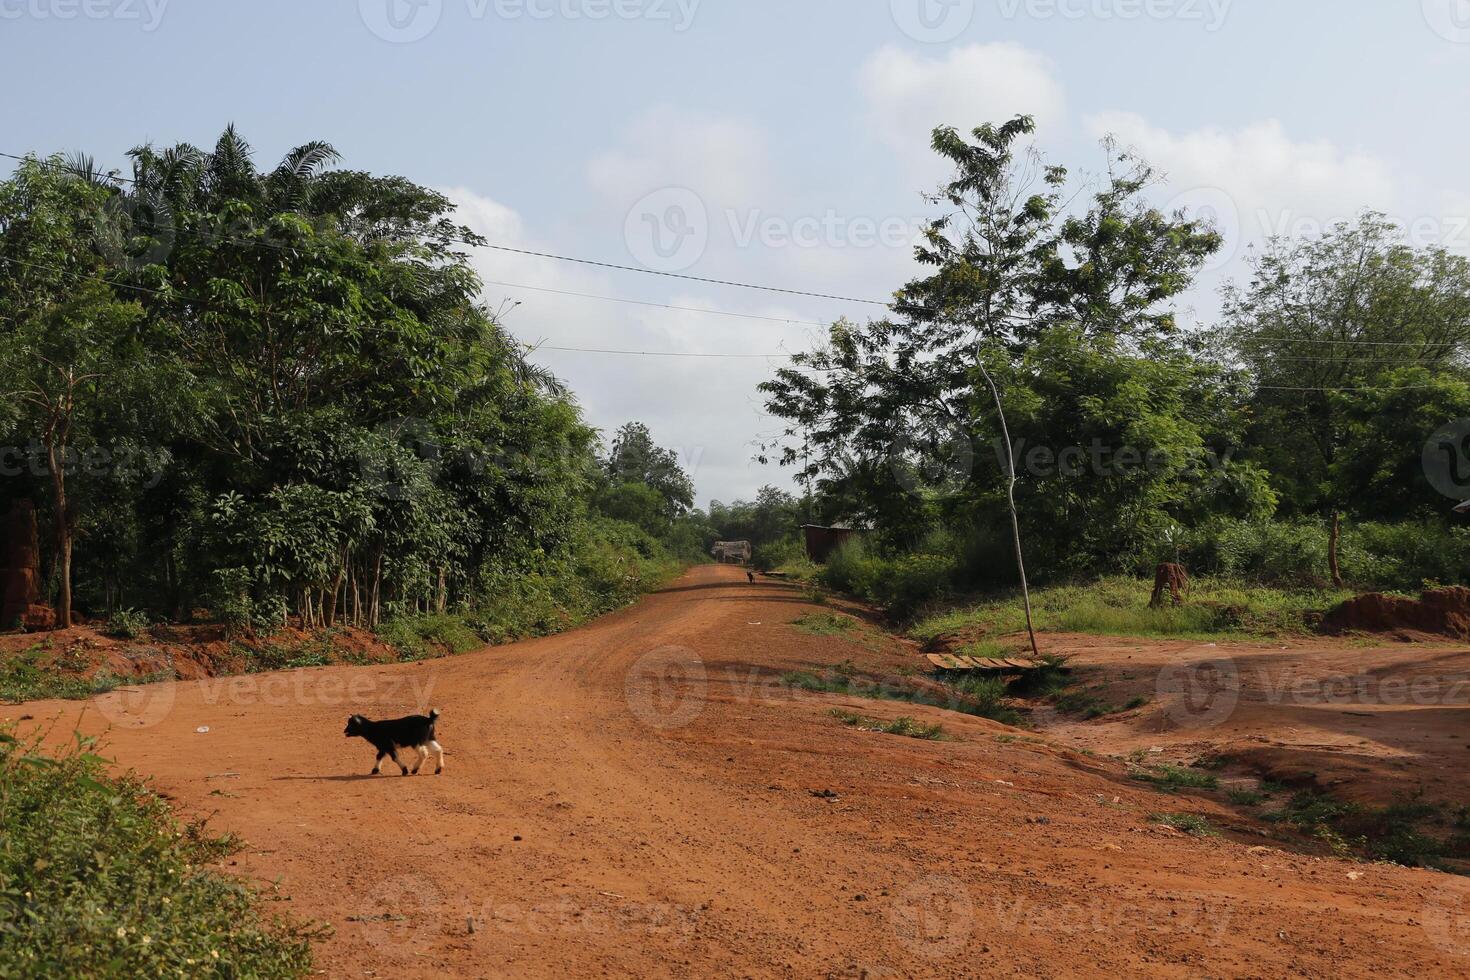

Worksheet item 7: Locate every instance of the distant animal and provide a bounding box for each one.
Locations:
[345,710,444,776]
[747,570,755,584]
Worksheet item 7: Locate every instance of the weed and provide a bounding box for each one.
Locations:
[829,709,946,740]
[791,613,858,636]
[1132,764,1220,792]
[1150,813,1218,837]
[1227,789,1266,807]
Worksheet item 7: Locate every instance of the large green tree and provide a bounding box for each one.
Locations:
[1221,213,1470,583]
[760,118,1259,576]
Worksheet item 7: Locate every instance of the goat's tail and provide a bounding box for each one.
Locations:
[429,708,441,721]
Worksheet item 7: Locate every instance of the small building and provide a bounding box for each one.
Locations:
[802,525,864,564]
[711,541,752,564]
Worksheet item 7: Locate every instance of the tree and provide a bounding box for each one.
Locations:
[603,422,695,520]
[0,160,147,627]
[1222,213,1470,584]
[760,117,1242,576]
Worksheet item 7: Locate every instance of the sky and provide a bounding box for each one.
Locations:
[4,0,1470,507]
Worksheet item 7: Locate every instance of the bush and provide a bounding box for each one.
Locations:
[1163,518,1470,591]
[819,541,956,620]
[103,608,150,640]
[0,730,315,976]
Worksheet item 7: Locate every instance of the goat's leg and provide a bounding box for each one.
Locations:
[371,751,386,776]
[429,740,444,775]
[412,745,428,774]
[388,747,409,776]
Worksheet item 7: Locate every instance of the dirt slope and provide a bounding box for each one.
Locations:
[10,566,1470,978]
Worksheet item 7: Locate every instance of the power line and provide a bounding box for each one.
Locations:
[535,345,796,359]
[476,244,890,306]
[3,149,892,310]
[485,280,828,328]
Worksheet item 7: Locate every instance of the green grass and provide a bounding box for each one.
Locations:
[829,709,946,740]
[375,614,486,662]
[1131,764,1220,792]
[910,575,1352,643]
[0,646,173,704]
[790,612,859,636]
[1150,812,1218,837]
[1262,790,1458,868]
[781,664,1026,727]
[1227,788,1267,807]
[955,639,1019,660]
[0,729,317,976]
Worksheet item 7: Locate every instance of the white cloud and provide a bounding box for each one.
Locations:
[587,106,771,209]
[1085,113,1400,255]
[443,186,810,507]
[859,43,1065,179]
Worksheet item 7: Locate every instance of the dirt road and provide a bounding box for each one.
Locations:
[12,566,1470,977]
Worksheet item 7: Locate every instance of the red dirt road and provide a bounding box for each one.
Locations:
[12,565,1470,978]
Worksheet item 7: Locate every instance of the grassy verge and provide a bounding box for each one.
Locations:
[0,645,176,704]
[911,576,1352,643]
[0,730,317,976]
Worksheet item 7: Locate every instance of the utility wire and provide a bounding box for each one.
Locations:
[485,280,828,328]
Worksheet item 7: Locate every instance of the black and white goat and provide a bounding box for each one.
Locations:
[344,709,445,776]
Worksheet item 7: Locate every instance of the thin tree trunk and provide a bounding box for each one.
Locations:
[369,548,383,628]
[47,442,72,629]
[978,359,1040,660]
[1329,511,1344,589]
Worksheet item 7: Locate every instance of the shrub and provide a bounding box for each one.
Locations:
[103,608,150,640]
[0,730,315,976]
[819,541,956,620]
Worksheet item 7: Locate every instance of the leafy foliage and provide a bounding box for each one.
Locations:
[0,730,316,976]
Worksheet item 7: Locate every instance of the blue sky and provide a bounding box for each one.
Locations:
[5,0,1469,506]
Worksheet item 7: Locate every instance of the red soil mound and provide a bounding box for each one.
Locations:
[1321,586,1470,639]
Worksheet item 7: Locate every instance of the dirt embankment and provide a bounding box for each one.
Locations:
[9,565,1470,978]
[0,622,410,689]
[1322,586,1470,641]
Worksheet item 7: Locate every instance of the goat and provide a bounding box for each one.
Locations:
[344,709,444,776]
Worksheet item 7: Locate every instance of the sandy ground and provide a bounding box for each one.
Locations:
[10,565,1470,978]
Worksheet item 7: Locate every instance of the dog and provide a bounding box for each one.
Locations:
[344,709,444,776]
